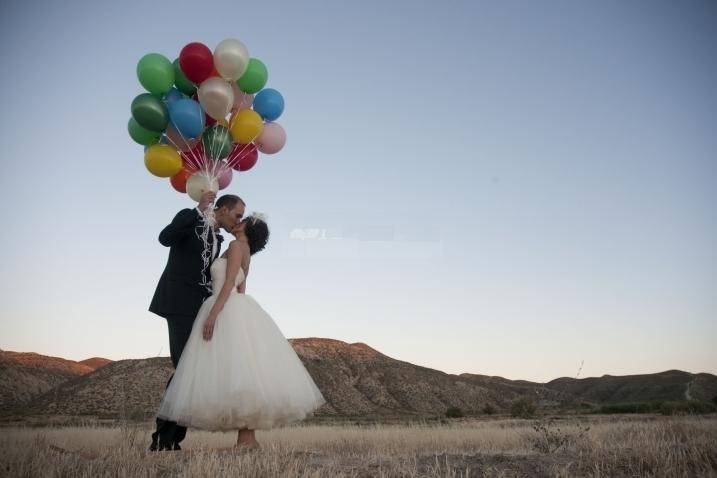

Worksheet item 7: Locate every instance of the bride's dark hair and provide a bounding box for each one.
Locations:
[244,217,269,255]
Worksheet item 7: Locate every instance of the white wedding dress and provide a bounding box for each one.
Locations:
[156,257,327,431]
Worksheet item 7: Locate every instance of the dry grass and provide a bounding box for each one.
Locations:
[1,414,715,477]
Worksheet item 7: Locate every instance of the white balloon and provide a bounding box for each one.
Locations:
[186,171,219,202]
[198,77,234,120]
[214,38,250,81]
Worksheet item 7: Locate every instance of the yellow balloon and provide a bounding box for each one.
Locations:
[144,144,182,177]
[230,109,264,144]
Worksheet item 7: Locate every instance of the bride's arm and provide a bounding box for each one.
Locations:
[237,262,250,293]
[203,240,243,341]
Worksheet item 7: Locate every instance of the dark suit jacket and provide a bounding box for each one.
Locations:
[149,208,224,319]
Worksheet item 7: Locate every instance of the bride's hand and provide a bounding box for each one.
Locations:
[203,314,217,341]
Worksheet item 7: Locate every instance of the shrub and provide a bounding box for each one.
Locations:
[529,417,591,454]
[482,404,496,415]
[510,396,537,419]
[445,406,464,418]
[593,400,717,416]
[660,400,717,416]
[595,402,662,414]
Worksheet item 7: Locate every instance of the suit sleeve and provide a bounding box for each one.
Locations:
[158,208,200,247]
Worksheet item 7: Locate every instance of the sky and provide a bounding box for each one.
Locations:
[0,0,715,382]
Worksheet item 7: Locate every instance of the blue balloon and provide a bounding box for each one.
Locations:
[163,87,184,105]
[168,98,205,139]
[253,88,284,121]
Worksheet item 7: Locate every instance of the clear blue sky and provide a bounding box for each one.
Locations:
[0,0,715,382]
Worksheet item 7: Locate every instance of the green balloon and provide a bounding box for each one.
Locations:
[137,53,174,96]
[131,93,168,132]
[173,58,197,96]
[128,118,161,146]
[202,125,233,160]
[237,58,268,94]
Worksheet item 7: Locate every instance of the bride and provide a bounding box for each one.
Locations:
[156,212,327,449]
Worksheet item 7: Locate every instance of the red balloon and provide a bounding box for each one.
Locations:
[181,142,208,171]
[205,112,217,126]
[209,67,221,78]
[228,143,258,171]
[170,168,194,193]
[179,42,214,84]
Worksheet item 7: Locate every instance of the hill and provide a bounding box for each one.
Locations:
[0,350,98,408]
[2,341,715,420]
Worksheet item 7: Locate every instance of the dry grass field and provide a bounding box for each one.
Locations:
[2,414,716,477]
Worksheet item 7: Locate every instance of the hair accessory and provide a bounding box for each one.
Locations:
[248,211,267,225]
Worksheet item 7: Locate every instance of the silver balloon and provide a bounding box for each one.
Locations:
[198,77,234,120]
[214,38,250,81]
[186,171,219,202]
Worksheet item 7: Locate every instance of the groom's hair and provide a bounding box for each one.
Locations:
[215,194,244,211]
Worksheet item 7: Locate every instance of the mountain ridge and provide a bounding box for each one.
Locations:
[1,339,715,420]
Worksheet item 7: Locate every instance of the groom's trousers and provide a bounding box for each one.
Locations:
[151,313,195,450]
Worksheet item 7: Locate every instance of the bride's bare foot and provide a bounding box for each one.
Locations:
[235,428,260,450]
[213,441,260,452]
[235,440,261,450]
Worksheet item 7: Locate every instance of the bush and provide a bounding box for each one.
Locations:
[593,400,717,415]
[445,406,464,418]
[482,404,496,415]
[596,402,661,414]
[660,400,717,416]
[510,396,537,419]
[529,418,591,454]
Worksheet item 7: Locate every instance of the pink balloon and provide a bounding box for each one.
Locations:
[166,124,199,152]
[255,122,286,154]
[231,82,254,112]
[217,162,233,189]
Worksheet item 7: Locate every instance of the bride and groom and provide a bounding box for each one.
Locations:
[148,192,326,452]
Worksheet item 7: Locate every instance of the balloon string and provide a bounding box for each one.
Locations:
[163,117,217,294]
[165,114,261,174]
[164,117,203,171]
[225,131,260,170]
[208,112,220,176]
[196,208,216,294]
[161,101,223,292]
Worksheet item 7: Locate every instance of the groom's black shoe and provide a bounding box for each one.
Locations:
[149,432,158,452]
[155,441,175,451]
[149,433,177,452]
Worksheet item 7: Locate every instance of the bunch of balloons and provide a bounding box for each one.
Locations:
[128,39,286,201]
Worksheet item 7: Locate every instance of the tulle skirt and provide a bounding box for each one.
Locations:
[156,292,327,431]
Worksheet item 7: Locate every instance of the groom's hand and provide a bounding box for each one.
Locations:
[198,191,217,213]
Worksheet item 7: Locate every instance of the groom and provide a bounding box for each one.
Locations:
[148,192,246,451]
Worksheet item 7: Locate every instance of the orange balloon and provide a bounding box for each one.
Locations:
[170,168,193,193]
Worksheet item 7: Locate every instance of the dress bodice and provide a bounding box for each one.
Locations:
[210,257,245,295]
